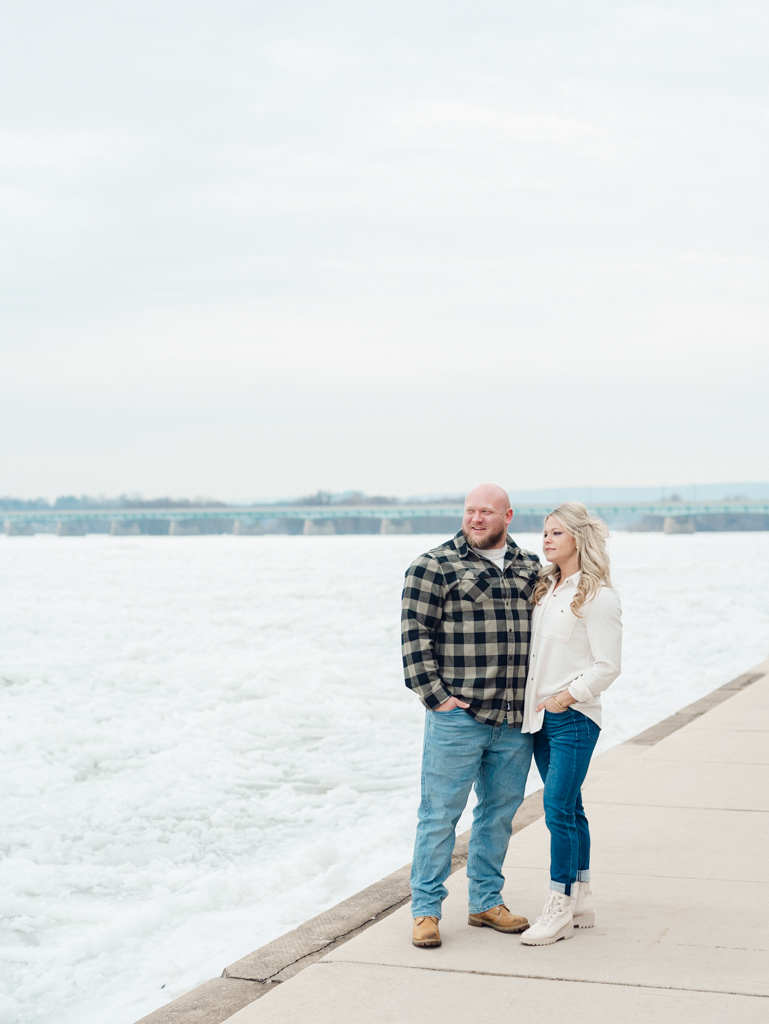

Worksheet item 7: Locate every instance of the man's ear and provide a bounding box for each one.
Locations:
[506,508,514,525]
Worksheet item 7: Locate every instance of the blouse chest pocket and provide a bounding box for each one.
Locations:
[542,604,577,642]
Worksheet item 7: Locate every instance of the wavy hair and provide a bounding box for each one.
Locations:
[532,501,613,616]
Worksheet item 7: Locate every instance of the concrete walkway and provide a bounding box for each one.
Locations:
[220,659,769,1024]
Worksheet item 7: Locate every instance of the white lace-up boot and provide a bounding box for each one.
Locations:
[519,890,574,945]
[570,881,595,928]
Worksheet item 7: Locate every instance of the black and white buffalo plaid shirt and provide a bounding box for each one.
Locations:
[401,531,541,727]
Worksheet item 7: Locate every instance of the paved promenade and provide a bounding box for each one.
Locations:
[219,659,769,1024]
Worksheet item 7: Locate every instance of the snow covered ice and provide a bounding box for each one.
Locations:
[0,531,767,1024]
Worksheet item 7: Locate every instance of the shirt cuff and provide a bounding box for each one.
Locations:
[422,682,453,710]
[567,676,593,704]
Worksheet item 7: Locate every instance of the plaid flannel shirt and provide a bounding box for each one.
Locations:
[401,531,541,727]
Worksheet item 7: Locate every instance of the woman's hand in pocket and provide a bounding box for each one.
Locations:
[536,690,576,714]
[435,696,471,712]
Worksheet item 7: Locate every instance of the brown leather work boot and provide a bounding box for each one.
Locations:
[412,916,441,947]
[468,904,529,933]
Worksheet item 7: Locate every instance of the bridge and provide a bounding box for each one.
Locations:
[3,500,768,535]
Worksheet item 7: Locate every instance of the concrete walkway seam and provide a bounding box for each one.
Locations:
[313,957,769,999]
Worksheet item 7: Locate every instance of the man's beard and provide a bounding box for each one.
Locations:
[462,523,507,550]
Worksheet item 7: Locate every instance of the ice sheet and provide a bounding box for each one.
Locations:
[0,532,766,1023]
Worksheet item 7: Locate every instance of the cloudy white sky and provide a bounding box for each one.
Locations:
[1,0,767,500]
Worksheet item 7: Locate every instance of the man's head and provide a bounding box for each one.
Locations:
[462,483,513,550]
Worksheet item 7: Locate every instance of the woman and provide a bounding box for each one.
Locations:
[519,502,622,946]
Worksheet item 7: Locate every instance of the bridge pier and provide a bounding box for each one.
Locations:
[303,519,336,536]
[233,520,265,535]
[380,518,413,535]
[110,521,141,536]
[664,516,696,535]
[169,521,200,536]
[56,522,88,536]
[5,521,35,536]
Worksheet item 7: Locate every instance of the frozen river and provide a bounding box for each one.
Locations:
[1,531,768,1024]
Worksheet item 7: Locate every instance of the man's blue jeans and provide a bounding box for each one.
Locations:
[533,708,600,897]
[410,708,533,919]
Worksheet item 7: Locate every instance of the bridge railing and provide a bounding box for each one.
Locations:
[2,500,769,529]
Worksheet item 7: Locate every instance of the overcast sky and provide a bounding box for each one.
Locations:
[1,0,767,500]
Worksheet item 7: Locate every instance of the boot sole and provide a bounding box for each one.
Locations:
[520,922,574,946]
[573,913,595,928]
[468,917,529,933]
[412,939,442,947]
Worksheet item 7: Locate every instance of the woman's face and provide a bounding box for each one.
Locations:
[542,516,578,567]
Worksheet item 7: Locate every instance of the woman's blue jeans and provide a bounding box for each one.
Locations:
[533,708,600,897]
[411,708,532,919]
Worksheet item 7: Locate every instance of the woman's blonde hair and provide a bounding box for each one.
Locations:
[532,501,612,616]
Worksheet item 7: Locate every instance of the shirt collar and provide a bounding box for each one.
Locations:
[552,570,580,590]
[452,530,470,557]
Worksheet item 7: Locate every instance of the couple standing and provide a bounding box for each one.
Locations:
[401,483,622,947]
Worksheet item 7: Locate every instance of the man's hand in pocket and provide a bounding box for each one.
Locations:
[435,696,471,712]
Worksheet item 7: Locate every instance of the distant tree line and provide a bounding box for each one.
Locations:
[0,495,227,511]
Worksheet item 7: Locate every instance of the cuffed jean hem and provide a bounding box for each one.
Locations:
[549,872,587,895]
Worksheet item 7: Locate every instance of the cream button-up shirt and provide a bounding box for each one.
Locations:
[522,572,622,734]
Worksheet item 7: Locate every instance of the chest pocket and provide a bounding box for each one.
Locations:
[456,572,495,602]
[542,604,577,642]
[511,567,538,601]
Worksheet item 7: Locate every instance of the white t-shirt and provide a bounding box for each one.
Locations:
[470,545,507,571]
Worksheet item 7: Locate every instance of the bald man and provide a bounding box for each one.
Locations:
[402,484,541,947]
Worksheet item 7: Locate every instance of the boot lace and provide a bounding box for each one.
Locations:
[536,891,566,927]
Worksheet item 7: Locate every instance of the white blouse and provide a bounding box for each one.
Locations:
[522,572,622,734]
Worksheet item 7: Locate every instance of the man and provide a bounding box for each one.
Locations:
[401,483,540,947]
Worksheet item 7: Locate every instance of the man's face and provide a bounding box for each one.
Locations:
[462,495,513,549]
